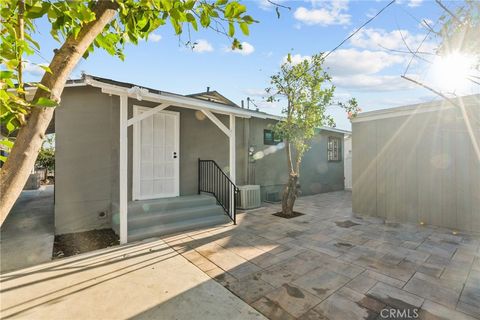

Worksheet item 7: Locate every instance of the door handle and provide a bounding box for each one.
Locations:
[173,152,178,159]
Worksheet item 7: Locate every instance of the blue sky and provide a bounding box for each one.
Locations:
[26,0,478,130]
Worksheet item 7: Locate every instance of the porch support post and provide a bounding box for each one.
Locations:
[229,114,236,183]
[119,94,128,244]
[229,115,236,220]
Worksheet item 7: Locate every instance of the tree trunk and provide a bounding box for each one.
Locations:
[282,173,298,216]
[0,1,118,225]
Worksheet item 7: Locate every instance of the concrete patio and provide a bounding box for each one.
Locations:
[1,186,55,273]
[162,191,480,320]
[0,237,264,319]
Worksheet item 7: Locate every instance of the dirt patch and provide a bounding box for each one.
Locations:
[53,229,119,259]
[273,211,305,219]
[335,242,353,248]
[282,284,305,298]
[335,220,360,228]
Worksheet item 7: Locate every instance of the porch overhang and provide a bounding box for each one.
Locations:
[85,76,245,244]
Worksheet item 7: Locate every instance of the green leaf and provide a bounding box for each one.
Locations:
[34,97,58,107]
[228,22,234,37]
[216,0,228,5]
[0,70,13,79]
[39,64,52,74]
[0,139,14,149]
[239,22,249,36]
[32,82,51,93]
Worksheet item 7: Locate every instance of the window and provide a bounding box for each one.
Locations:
[263,129,282,145]
[327,137,341,161]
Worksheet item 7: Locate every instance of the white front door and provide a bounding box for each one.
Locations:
[133,106,179,200]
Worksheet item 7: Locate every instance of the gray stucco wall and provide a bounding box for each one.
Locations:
[352,98,480,233]
[55,86,345,234]
[55,87,117,234]
[246,118,345,200]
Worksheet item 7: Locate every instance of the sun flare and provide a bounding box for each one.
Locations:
[432,51,477,92]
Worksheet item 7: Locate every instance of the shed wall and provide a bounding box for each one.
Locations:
[352,101,480,232]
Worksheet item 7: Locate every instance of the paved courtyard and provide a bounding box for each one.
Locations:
[163,191,480,320]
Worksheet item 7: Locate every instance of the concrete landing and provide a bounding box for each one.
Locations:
[0,238,265,320]
[0,186,54,273]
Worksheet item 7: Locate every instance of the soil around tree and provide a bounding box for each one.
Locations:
[273,211,305,219]
[53,228,119,259]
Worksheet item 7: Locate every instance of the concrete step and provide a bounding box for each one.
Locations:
[128,214,231,242]
[128,204,225,229]
[126,194,217,215]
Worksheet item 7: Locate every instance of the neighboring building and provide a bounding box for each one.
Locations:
[22,74,348,242]
[351,95,480,233]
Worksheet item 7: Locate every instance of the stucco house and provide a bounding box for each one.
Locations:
[352,94,480,233]
[30,74,348,243]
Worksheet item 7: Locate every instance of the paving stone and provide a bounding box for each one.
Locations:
[420,300,477,320]
[227,274,276,303]
[417,262,444,278]
[292,269,351,299]
[228,261,262,280]
[314,292,379,320]
[346,273,378,294]
[258,264,299,288]
[417,240,457,259]
[403,272,461,308]
[251,296,295,320]
[367,282,424,310]
[261,283,323,318]
[459,285,480,309]
[297,309,329,320]
[456,301,480,319]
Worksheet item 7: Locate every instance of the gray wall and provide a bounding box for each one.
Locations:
[55,87,117,234]
[352,98,480,233]
[55,86,345,234]
[247,118,345,200]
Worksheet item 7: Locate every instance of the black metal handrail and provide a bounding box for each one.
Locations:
[198,159,239,224]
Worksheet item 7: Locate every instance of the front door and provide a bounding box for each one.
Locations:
[133,106,179,200]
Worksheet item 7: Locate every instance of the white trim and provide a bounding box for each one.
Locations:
[119,94,128,244]
[201,110,231,137]
[229,115,236,183]
[127,104,169,127]
[85,77,279,120]
[132,106,180,200]
[229,115,236,215]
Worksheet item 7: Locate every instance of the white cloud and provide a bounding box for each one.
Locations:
[281,53,311,65]
[148,33,162,42]
[243,88,266,97]
[332,74,416,91]
[192,39,214,53]
[258,0,287,10]
[350,28,437,53]
[226,42,255,55]
[325,49,405,76]
[408,0,423,7]
[23,62,48,76]
[294,0,351,26]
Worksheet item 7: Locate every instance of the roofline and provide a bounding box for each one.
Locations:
[351,94,480,123]
[84,76,283,120]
